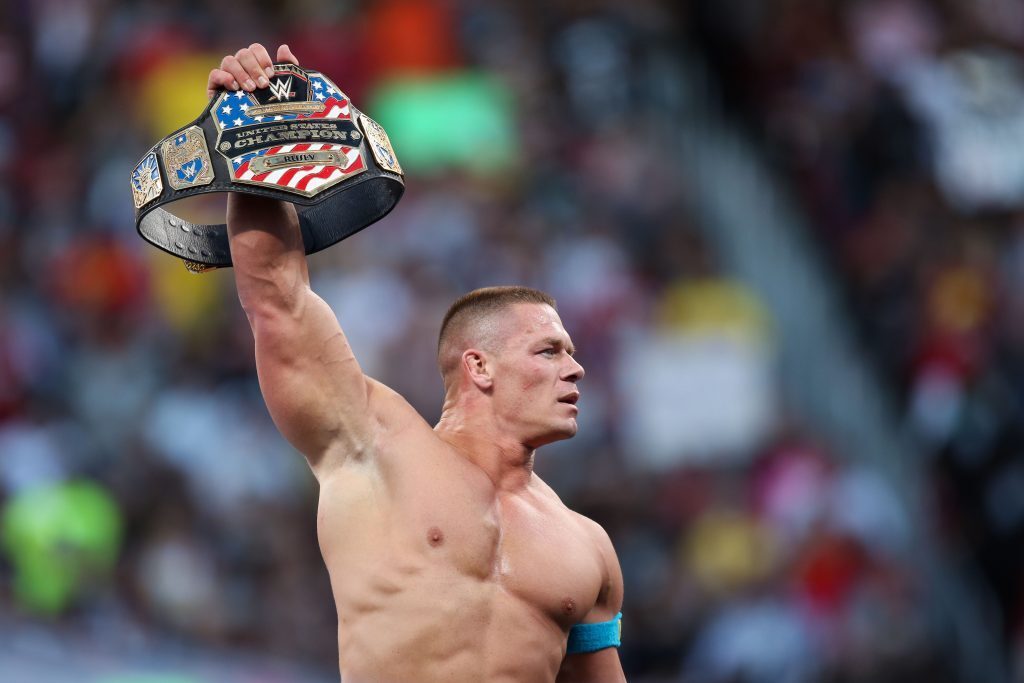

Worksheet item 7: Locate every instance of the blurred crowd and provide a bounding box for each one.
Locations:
[688,0,1024,676]
[0,0,1005,681]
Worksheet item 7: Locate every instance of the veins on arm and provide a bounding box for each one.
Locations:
[227,199,308,314]
[225,194,372,475]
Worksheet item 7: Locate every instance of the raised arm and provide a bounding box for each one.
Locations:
[211,44,372,478]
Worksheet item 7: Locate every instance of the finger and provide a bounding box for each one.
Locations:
[206,68,239,98]
[249,42,276,80]
[276,44,299,66]
[236,48,269,89]
[221,54,256,92]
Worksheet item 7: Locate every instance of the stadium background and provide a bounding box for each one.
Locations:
[1,0,1022,681]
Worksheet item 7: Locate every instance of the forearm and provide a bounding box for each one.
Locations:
[226,193,309,314]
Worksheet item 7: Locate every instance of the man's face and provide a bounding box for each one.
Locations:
[490,303,585,447]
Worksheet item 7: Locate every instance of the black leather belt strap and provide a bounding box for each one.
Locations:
[130,63,404,271]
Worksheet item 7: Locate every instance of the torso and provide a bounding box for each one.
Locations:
[315,387,609,683]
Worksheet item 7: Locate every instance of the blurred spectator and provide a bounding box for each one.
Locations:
[2,480,121,615]
[689,0,1024,674]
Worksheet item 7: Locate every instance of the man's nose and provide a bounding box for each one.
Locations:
[563,356,585,382]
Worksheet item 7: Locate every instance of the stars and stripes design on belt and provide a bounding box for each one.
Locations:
[232,143,364,193]
[214,75,350,128]
[213,72,364,195]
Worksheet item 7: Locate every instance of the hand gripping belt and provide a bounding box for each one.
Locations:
[129,62,404,272]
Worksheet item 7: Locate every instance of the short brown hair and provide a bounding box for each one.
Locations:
[437,286,557,373]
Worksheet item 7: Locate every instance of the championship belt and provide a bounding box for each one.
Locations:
[130,63,404,272]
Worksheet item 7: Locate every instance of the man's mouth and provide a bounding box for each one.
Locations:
[558,392,580,406]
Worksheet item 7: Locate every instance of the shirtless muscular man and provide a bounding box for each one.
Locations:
[208,43,626,683]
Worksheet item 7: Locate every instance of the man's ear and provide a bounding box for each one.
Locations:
[462,349,493,390]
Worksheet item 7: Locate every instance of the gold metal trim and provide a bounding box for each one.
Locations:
[358,113,403,176]
[246,101,325,118]
[248,150,345,175]
[161,125,214,191]
[182,259,220,274]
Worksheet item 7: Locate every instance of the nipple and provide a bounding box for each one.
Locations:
[562,597,577,615]
[427,526,445,547]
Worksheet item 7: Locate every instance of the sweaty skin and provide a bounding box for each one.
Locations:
[212,44,626,683]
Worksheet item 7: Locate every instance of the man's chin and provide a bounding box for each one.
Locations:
[528,421,578,448]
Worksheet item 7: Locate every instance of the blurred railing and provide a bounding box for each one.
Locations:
[645,47,1007,683]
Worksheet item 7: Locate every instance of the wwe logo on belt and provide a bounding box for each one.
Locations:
[268,76,295,102]
[179,159,200,179]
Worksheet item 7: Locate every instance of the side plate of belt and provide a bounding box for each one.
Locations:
[130,62,404,272]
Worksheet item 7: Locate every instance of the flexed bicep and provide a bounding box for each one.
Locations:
[249,285,374,475]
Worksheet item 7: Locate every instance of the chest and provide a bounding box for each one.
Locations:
[396,468,606,629]
[494,497,607,628]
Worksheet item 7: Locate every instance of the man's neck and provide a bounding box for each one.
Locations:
[435,402,535,493]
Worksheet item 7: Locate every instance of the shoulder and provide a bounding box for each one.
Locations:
[533,477,616,555]
[572,513,616,566]
[567,510,622,612]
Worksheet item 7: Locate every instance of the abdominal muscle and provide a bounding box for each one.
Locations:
[336,567,564,682]
[316,467,567,683]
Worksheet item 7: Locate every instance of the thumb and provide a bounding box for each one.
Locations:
[277,44,299,66]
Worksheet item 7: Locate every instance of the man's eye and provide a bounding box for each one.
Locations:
[540,348,555,356]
